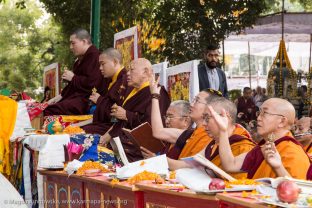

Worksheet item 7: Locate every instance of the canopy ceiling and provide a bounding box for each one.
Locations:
[227,12,312,42]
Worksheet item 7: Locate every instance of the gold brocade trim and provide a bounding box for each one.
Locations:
[108,67,124,90]
[122,81,150,106]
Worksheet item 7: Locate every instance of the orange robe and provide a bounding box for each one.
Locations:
[205,125,256,179]
[241,134,311,179]
[178,127,211,159]
[304,141,312,157]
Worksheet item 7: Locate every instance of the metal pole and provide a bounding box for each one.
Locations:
[309,34,312,73]
[222,39,225,70]
[282,0,285,40]
[248,41,251,88]
[91,0,101,48]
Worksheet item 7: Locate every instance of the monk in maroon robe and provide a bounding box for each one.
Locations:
[100,58,171,162]
[236,87,257,124]
[81,48,130,134]
[44,29,106,116]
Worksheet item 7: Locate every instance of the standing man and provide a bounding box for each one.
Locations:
[44,28,106,116]
[198,44,228,97]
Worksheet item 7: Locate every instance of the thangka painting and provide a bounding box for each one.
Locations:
[152,62,168,89]
[166,60,200,101]
[114,26,141,67]
[43,63,60,98]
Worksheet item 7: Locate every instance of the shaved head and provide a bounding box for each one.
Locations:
[127,58,153,88]
[205,96,237,124]
[263,98,295,126]
[295,117,311,134]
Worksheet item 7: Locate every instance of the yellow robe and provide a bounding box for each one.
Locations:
[178,126,212,159]
[208,125,256,179]
[304,141,312,157]
[0,95,18,175]
[242,133,311,179]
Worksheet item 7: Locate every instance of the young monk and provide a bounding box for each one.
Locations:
[212,98,311,179]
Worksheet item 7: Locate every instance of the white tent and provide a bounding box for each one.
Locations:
[222,12,312,90]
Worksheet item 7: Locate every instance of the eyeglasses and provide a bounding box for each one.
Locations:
[258,108,285,118]
[202,113,212,123]
[191,96,207,105]
[204,88,223,97]
[163,115,188,120]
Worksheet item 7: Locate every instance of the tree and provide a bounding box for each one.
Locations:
[39,0,273,64]
[0,0,63,95]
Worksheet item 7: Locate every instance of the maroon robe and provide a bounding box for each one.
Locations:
[109,85,170,162]
[82,68,129,134]
[237,96,257,123]
[241,136,310,179]
[166,129,195,160]
[44,45,106,116]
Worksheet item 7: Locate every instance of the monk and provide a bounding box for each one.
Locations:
[213,98,311,179]
[294,117,312,156]
[44,28,106,116]
[168,96,256,179]
[74,48,129,134]
[140,100,192,158]
[150,80,222,159]
[100,58,170,162]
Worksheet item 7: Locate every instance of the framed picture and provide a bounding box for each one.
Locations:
[114,26,141,67]
[152,61,168,89]
[43,63,60,98]
[166,60,200,101]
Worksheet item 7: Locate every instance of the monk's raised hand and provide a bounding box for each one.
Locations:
[149,74,161,94]
[207,106,228,132]
[62,69,74,81]
[89,92,100,103]
[263,141,282,169]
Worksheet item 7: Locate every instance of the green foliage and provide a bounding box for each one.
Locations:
[228,89,242,102]
[38,0,271,65]
[0,0,63,96]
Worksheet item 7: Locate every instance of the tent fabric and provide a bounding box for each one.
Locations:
[227,13,312,42]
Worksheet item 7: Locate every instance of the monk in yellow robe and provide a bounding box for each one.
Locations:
[0,95,18,175]
[294,117,312,157]
[168,96,256,180]
[213,98,311,179]
[149,81,222,160]
[200,96,256,179]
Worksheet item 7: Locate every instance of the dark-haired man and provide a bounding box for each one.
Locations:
[44,28,106,116]
[198,44,228,97]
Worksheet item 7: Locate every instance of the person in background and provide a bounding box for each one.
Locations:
[198,44,228,97]
[236,87,257,125]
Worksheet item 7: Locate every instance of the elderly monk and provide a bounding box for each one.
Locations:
[74,48,129,134]
[140,100,192,158]
[294,117,312,156]
[100,58,170,162]
[168,96,256,179]
[44,28,106,116]
[150,81,221,159]
[213,98,311,179]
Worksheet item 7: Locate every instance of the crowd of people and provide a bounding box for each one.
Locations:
[14,28,312,180]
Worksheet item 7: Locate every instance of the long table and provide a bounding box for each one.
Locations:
[136,182,218,208]
[39,170,143,208]
[40,170,273,208]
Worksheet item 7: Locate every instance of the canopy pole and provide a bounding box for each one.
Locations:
[222,40,225,70]
[309,34,312,73]
[282,0,285,40]
[91,0,101,48]
[248,41,251,88]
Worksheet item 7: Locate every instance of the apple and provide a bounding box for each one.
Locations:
[277,180,301,203]
[209,178,225,190]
